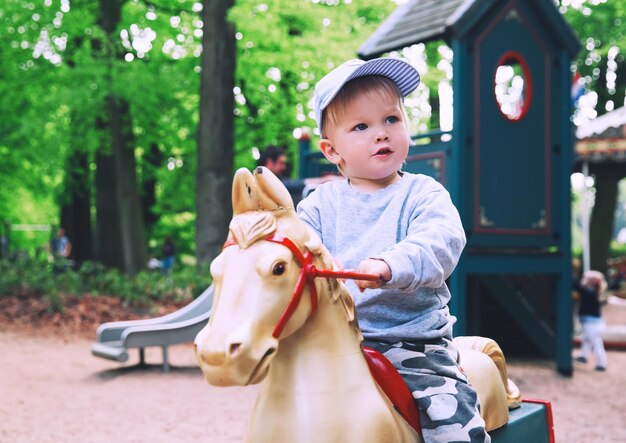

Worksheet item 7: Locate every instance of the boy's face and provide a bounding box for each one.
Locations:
[319,90,409,187]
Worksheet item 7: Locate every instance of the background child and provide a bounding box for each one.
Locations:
[298,58,489,442]
[574,270,608,371]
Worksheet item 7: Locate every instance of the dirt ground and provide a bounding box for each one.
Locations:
[1,295,626,443]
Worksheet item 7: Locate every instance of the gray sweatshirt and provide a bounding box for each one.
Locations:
[297,172,466,342]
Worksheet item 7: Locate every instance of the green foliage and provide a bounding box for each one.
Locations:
[74,260,212,302]
[229,0,397,173]
[0,258,212,312]
[149,211,195,258]
[0,257,54,296]
[609,241,626,260]
[561,0,626,116]
[2,0,622,261]
[0,0,398,257]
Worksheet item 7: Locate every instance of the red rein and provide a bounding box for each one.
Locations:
[222,234,381,338]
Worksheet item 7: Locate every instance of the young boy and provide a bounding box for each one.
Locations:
[573,270,607,371]
[297,58,490,442]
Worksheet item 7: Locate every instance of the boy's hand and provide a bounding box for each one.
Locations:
[355,259,391,292]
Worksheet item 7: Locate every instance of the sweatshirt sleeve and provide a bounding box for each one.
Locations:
[376,187,466,291]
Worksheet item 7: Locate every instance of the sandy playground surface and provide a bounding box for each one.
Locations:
[2,298,626,443]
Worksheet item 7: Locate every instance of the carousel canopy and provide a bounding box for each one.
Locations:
[576,106,626,164]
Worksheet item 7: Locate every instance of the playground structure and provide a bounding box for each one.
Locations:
[91,0,582,378]
[91,286,213,371]
[302,0,580,374]
[194,166,554,443]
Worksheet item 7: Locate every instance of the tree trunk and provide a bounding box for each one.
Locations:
[196,0,236,265]
[60,32,94,263]
[95,149,124,269]
[91,0,147,275]
[60,146,93,263]
[589,163,626,273]
[108,97,147,275]
[141,142,163,234]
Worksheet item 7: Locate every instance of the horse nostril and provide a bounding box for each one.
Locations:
[229,343,242,356]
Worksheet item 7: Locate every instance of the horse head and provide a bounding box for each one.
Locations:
[194,167,356,387]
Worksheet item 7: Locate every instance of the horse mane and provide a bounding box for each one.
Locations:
[229,209,362,340]
[229,212,277,249]
[313,247,362,341]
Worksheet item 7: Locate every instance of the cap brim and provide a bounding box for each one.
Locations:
[346,58,420,97]
[316,58,420,130]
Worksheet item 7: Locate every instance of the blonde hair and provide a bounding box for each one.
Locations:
[321,75,408,138]
[582,270,607,294]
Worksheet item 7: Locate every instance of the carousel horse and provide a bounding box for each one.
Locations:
[194,167,521,443]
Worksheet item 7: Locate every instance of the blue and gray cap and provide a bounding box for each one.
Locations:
[313,58,420,132]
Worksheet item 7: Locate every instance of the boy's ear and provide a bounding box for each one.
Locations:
[319,138,342,165]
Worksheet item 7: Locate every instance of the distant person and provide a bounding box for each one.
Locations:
[257,145,341,206]
[0,234,7,259]
[573,270,607,371]
[53,227,72,259]
[52,227,72,273]
[161,236,176,275]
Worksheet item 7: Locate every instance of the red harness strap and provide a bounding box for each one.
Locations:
[222,234,380,339]
[263,234,318,338]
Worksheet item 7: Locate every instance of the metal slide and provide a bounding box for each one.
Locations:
[91,285,214,371]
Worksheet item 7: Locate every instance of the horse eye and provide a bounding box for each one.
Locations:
[272,262,286,276]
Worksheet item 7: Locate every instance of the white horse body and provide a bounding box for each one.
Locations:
[248,288,419,443]
[194,167,516,442]
[194,167,419,443]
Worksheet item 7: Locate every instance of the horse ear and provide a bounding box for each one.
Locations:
[232,168,260,215]
[254,166,294,210]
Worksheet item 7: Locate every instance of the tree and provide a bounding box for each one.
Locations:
[589,163,624,271]
[562,1,626,271]
[90,0,147,275]
[194,0,397,264]
[60,143,93,263]
[0,0,404,262]
[228,0,397,169]
[562,0,626,118]
[195,0,236,265]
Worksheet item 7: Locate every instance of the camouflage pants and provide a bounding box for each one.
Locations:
[363,339,490,443]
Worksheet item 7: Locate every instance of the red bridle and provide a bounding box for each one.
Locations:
[222,234,381,339]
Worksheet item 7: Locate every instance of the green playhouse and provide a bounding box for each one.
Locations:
[301,0,580,374]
